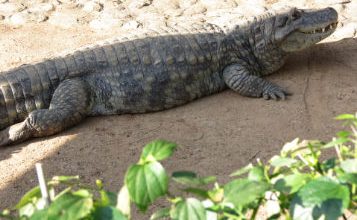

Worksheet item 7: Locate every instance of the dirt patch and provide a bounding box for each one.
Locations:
[0,0,356,218]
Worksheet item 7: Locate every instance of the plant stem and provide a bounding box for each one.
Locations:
[342,213,348,220]
[250,198,262,220]
[35,163,50,206]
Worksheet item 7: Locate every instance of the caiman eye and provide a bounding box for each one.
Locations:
[292,9,302,20]
[278,16,289,27]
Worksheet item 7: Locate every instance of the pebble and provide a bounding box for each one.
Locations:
[89,14,122,30]
[200,0,237,9]
[122,20,141,29]
[128,0,152,9]
[0,3,25,15]
[179,0,197,9]
[136,12,166,28]
[332,22,357,39]
[28,12,48,22]
[48,10,78,28]
[183,3,207,16]
[82,1,102,12]
[27,3,55,13]
[8,12,28,27]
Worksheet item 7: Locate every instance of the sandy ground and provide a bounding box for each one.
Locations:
[0,0,356,218]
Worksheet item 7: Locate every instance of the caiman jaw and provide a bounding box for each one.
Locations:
[300,21,338,35]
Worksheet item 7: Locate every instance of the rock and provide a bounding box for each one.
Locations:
[179,0,197,9]
[200,0,237,9]
[0,2,25,16]
[101,7,131,20]
[332,22,357,39]
[89,15,122,30]
[122,20,141,29]
[235,4,267,17]
[136,12,166,28]
[128,0,152,9]
[28,11,48,22]
[183,3,207,16]
[82,1,102,12]
[27,3,55,13]
[48,10,78,28]
[8,12,28,27]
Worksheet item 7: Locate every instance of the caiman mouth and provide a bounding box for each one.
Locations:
[299,21,338,34]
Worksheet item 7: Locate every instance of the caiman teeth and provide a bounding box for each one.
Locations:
[302,22,338,34]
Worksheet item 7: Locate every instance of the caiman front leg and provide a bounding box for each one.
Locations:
[223,64,291,100]
[0,78,90,146]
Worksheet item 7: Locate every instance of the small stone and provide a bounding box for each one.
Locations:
[89,16,121,30]
[82,1,102,12]
[28,12,48,22]
[48,10,78,28]
[0,14,4,20]
[200,0,237,9]
[136,12,166,28]
[0,3,24,15]
[28,3,55,13]
[183,3,207,16]
[8,12,27,26]
[128,0,152,9]
[332,22,357,39]
[122,20,141,29]
[179,0,197,9]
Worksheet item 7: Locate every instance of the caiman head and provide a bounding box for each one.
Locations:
[235,7,338,74]
[273,7,338,52]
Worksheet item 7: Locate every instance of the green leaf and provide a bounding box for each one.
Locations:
[270,156,298,168]
[150,208,170,220]
[274,173,311,194]
[338,173,357,184]
[207,187,224,203]
[47,191,93,220]
[172,171,216,186]
[335,114,356,120]
[321,138,349,149]
[16,186,41,209]
[290,177,350,220]
[223,179,270,208]
[336,131,351,138]
[97,189,117,206]
[29,209,49,220]
[248,166,266,182]
[125,161,168,211]
[184,188,209,199]
[230,163,253,177]
[341,159,357,173]
[170,198,206,220]
[140,140,177,163]
[92,206,127,220]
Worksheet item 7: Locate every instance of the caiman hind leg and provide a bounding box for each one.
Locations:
[0,78,91,146]
[223,64,291,100]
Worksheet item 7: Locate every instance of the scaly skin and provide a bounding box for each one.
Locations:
[0,7,338,146]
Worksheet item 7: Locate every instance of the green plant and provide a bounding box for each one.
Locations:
[2,113,357,220]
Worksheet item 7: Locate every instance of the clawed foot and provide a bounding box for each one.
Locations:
[0,121,33,147]
[262,83,292,101]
